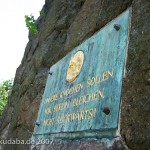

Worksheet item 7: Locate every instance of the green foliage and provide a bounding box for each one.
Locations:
[39,9,45,16]
[25,14,38,35]
[0,80,13,116]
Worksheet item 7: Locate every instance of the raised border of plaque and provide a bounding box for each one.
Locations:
[33,9,131,136]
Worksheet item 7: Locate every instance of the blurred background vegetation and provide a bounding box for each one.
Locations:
[0,80,13,116]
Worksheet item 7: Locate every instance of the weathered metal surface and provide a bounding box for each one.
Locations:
[33,9,130,135]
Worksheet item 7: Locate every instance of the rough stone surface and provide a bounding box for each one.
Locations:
[0,0,149,150]
[121,0,150,149]
[32,137,128,150]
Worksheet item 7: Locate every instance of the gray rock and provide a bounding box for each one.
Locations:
[0,0,149,150]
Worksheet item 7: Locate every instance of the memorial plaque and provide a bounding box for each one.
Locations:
[33,9,130,135]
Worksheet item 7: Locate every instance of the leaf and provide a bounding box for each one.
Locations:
[25,14,38,35]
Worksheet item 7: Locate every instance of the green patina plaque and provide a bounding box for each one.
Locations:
[33,9,130,135]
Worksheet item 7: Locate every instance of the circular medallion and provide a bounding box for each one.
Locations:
[66,51,84,82]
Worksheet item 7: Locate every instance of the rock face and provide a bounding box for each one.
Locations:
[0,0,149,150]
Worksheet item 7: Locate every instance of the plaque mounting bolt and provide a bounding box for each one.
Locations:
[35,121,40,126]
[102,107,110,115]
[49,72,53,75]
[114,24,121,31]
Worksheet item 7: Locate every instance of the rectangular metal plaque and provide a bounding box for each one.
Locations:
[34,9,130,135]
